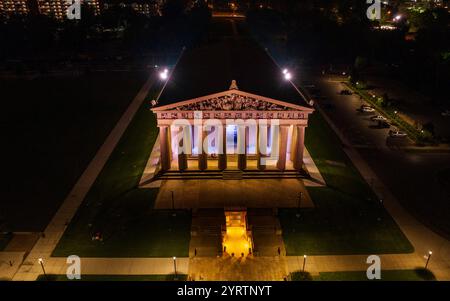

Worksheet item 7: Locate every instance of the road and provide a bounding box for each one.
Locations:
[305,73,450,239]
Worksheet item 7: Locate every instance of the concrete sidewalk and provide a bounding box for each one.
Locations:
[20,257,188,279]
[12,73,157,281]
[286,253,425,276]
[0,252,26,280]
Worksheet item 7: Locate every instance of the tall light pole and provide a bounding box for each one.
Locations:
[171,191,176,217]
[302,255,307,272]
[171,191,175,210]
[38,258,48,280]
[425,251,432,269]
[296,192,302,218]
[173,256,177,280]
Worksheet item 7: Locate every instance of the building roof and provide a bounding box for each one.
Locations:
[156,38,310,108]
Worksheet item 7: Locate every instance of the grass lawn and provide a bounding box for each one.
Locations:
[279,112,413,255]
[315,269,435,281]
[37,274,187,281]
[52,87,191,258]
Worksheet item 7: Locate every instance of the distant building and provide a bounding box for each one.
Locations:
[103,0,165,17]
[0,0,31,16]
[0,0,102,19]
[37,0,102,19]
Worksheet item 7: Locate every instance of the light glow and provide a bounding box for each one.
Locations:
[159,68,169,80]
[284,72,292,80]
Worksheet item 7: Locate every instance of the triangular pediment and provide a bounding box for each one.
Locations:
[152,90,313,112]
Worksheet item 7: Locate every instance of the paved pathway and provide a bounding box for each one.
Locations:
[188,256,288,281]
[0,252,25,280]
[12,73,157,281]
[19,257,189,279]
[155,178,314,209]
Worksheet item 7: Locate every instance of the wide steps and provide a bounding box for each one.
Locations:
[222,170,243,180]
[157,170,307,180]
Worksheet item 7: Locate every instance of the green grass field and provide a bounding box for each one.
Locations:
[279,112,414,255]
[315,269,435,281]
[52,88,191,258]
[37,274,187,281]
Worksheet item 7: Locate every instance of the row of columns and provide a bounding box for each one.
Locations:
[158,124,305,172]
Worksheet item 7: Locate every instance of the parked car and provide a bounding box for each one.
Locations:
[441,110,450,117]
[377,120,390,129]
[371,115,387,122]
[340,89,353,95]
[389,128,407,138]
[360,105,375,112]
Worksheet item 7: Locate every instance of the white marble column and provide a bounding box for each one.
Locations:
[159,126,171,171]
[237,124,247,170]
[276,125,289,171]
[178,125,191,171]
[293,125,305,171]
[198,125,208,171]
[218,125,227,170]
[257,123,267,171]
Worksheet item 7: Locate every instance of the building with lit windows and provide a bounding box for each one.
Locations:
[37,0,101,19]
[0,0,31,16]
[0,0,102,19]
[103,0,165,17]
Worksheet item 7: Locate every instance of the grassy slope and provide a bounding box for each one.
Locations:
[52,89,191,257]
[280,112,413,255]
[316,269,435,281]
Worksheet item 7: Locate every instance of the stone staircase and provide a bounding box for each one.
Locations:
[222,170,243,180]
[156,170,308,180]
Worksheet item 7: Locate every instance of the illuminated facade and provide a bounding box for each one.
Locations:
[0,0,31,15]
[0,0,102,19]
[0,0,170,19]
[37,0,101,19]
[152,83,313,173]
[103,1,165,17]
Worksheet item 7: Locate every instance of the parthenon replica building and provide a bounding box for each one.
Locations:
[151,39,314,175]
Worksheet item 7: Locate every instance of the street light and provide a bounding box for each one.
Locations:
[38,258,48,280]
[296,192,302,218]
[302,255,307,272]
[284,72,292,81]
[171,191,176,217]
[173,256,177,278]
[425,251,432,269]
[159,68,169,80]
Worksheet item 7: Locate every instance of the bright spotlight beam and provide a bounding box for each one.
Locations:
[284,72,292,80]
